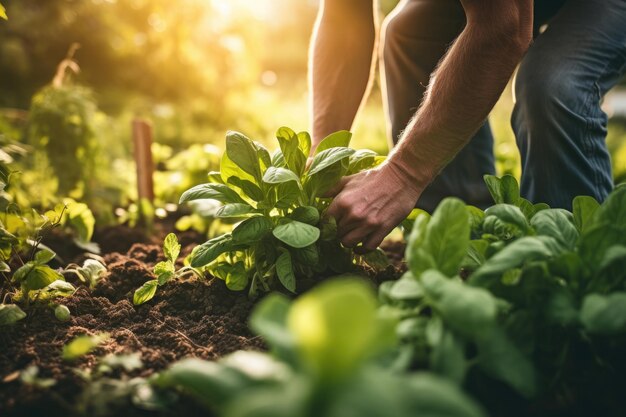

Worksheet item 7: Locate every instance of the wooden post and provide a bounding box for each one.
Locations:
[132,119,155,203]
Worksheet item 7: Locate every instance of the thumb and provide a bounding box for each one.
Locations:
[322,176,349,198]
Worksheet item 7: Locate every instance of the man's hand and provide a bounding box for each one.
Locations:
[326,162,422,253]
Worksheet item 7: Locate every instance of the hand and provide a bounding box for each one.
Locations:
[325,162,423,253]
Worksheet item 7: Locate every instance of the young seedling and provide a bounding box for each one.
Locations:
[133,233,202,305]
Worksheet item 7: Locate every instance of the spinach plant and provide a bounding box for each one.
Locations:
[179,128,388,296]
[154,278,485,417]
[381,175,626,417]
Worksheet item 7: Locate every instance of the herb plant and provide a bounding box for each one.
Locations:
[381,175,626,416]
[179,128,388,296]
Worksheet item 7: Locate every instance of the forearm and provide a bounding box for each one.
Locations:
[309,0,377,148]
[387,1,533,190]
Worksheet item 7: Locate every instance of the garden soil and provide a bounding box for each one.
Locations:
[0,226,405,417]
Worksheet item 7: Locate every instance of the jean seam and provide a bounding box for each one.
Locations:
[582,49,625,196]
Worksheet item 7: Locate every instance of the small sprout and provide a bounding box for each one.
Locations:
[54,304,71,322]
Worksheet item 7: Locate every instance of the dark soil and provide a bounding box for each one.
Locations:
[1,226,406,417]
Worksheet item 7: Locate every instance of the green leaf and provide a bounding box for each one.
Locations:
[263,167,300,185]
[216,203,255,218]
[314,130,352,155]
[226,131,262,182]
[64,200,96,244]
[406,214,435,277]
[421,270,498,337]
[272,220,320,248]
[134,279,158,305]
[155,358,252,408]
[293,244,319,266]
[0,304,26,325]
[579,187,626,267]
[225,262,248,291]
[402,373,486,417]
[228,177,264,202]
[254,141,272,171]
[427,318,467,385]
[475,326,537,398]
[484,204,530,235]
[580,293,626,335]
[276,250,296,293]
[273,181,301,209]
[389,272,424,301]
[221,150,257,185]
[192,234,239,267]
[572,195,600,233]
[287,278,396,381]
[296,131,311,157]
[307,147,355,176]
[271,149,286,168]
[530,209,578,251]
[305,157,350,199]
[45,280,76,297]
[249,293,295,355]
[157,271,175,286]
[34,248,56,265]
[289,206,319,225]
[154,260,175,276]
[545,287,579,327]
[483,174,520,204]
[74,259,106,288]
[179,183,247,205]
[163,233,181,263]
[232,216,273,243]
[207,171,225,184]
[347,149,384,175]
[276,127,307,176]
[470,236,560,288]
[22,265,64,292]
[407,198,470,278]
[62,333,110,361]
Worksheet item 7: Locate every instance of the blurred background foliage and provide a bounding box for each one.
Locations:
[0,0,625,227]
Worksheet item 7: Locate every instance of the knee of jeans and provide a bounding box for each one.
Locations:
[514,62,584,125]
[382,3,438,54]
[381,11,412,55]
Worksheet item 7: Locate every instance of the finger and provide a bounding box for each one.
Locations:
[337,216,360,238]
[322,177,349,198]
[341,225,376,248]
[358,227,392,254]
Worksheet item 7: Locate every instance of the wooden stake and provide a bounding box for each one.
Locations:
[132,119,155,202]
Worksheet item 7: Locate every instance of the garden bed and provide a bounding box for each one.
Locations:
[0,225,405,417]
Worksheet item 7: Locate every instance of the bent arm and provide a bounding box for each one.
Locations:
[309,0,377,150]
[386,0,534,192]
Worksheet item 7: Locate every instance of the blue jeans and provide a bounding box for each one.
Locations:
[382,0,626,211]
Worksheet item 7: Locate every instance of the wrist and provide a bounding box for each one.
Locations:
[383,155,431,197]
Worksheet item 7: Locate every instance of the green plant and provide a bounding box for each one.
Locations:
[180,128,388,296]
[153,278,486,417]
[133,233,202,305]
[380,175,626,416]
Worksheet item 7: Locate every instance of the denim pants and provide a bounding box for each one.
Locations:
[381,0,626,211]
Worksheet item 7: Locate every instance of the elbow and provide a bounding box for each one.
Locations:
[507,24,533,58]
[464,0,533,58]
